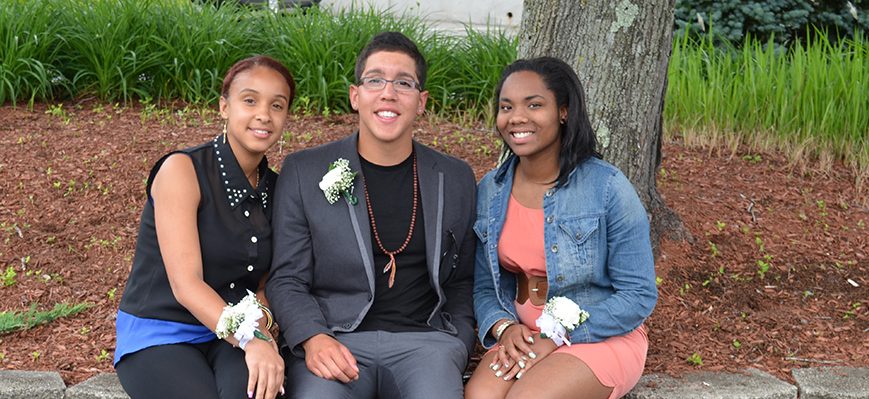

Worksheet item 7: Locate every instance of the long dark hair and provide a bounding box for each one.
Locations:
[494,57,600,187]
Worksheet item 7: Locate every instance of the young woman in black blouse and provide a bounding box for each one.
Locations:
[115,56,295,399]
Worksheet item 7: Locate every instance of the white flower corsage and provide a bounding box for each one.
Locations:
[319,158,358,205]
[535,296,590,347]
[215,290,271,350]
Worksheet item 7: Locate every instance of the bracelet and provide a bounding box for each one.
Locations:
[493,319,517,342]
[258,304,274,330]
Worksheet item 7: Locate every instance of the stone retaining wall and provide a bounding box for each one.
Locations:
[1,367,867,398]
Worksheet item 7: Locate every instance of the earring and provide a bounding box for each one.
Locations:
[222,122,227,144]
[279,132,285,158]
[560,118,566,125]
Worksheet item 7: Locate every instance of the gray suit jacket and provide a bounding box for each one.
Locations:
[267,133,477,357]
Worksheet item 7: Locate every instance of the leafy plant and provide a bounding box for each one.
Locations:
[843,302,862,319]
[756,255,772,279]
[0,302,92,335]
[708,241,720,257]
[687,352,704,366]
[742,154,762,164]
[96,349,111,362]
[674,0,867,46]
[2,266,16,286]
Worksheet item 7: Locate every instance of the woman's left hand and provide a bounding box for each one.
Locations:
[244,331,285,399]
[499,332,558,380]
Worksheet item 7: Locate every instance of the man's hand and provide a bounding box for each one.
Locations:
[302,334,359,383]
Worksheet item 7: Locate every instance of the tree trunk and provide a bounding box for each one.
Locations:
[518,0,692,253]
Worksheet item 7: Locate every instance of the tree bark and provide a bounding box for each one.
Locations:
[518,0,692,253]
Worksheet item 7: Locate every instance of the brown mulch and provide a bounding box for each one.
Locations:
[0,101,866,385]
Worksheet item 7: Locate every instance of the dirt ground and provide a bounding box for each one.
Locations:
[0,101,866,385]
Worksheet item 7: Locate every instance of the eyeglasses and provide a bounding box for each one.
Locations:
[358,77,421,93]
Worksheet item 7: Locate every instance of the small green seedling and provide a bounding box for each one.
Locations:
[2,266,16,287]
[687,352,703,366]
[708,241,720,257]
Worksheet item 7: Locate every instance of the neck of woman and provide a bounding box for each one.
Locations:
[515,153,559,186]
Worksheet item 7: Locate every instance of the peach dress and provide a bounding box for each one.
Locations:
[496,194,648,399]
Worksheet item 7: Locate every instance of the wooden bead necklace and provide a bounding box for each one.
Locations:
[363,152,418,288]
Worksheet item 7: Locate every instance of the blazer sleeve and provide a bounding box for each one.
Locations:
[266,155,332,357]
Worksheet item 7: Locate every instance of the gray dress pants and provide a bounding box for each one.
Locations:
[286,330,468,399]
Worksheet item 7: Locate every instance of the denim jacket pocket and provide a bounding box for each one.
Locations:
[473,219,489,244]
[557,216,600,267]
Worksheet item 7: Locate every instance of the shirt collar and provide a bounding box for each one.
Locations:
[211,135,271,210]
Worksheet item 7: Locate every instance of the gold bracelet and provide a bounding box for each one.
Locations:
[258,304,274,330]
[494,319,517,342]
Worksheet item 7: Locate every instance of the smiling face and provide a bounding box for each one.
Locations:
[349,50,428,155]
[219,65,291,160]
[496,70,566,163]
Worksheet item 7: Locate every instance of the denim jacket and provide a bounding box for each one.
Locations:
[473,155,657,348]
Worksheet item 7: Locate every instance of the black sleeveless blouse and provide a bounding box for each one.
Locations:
[119,135,277,325]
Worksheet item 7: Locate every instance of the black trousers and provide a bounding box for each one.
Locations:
[115,340,249,399]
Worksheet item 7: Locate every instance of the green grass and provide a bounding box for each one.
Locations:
[666,29,868,185]
[0,302,92,335]
[0,0,69,105]
[0,0,515,117]
[0,0,864,182]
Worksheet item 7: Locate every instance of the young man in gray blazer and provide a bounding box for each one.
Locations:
[267,32,476,398]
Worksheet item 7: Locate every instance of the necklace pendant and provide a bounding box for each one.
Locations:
[382,256,395,274]
[383,254,397,288]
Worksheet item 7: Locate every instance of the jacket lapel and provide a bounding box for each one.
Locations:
[415,142,443,281]
[337,133,375,293]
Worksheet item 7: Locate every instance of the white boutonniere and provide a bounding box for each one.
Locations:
[319,158,358,205]
[535,296,590,347]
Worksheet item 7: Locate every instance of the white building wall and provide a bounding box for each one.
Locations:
[319,0,523,34]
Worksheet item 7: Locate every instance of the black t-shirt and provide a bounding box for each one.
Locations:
[119,136,276,325]
[356,152,437,332]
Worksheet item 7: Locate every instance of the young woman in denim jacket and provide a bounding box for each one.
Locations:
[465,57,657,399]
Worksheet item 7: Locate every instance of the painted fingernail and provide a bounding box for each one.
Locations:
[527,336,534,344]
[528,351,537,359]
[247,391,253,398]
[495,370,503,378]
[490,363,497,370]
[280,386,286,396]
[518,360,526,369]
[516,371,524,379]
[503,374,511,381]
[493,363,501,371]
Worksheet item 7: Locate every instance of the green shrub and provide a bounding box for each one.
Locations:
[675,0,868,46]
